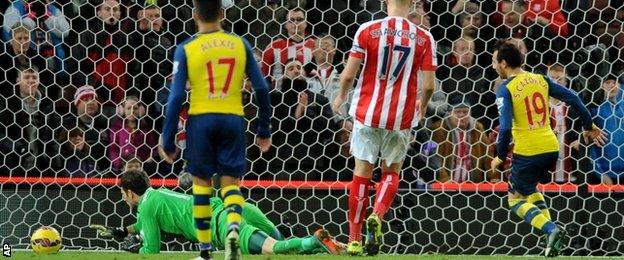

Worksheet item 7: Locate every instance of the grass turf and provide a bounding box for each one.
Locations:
[8,252,621,260]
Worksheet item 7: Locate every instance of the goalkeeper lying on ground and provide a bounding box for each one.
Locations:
[90,170,342,255]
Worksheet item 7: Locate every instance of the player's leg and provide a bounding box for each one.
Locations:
[526,192,551,220]
[193,177,215,256]
[373,161,401,220]
[346,159,374,255]
[507,192,557,235]
[508,153,565,256]
[538,152,567,256]
[215,115,247,260]
[247,229,339,255]
[186,115,218,260]
[364,128,410,256]
[346,121,381,256]
[219,175,244,259]
[242,202,284,240]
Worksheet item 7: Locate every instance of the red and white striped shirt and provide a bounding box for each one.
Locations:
[261,38,315,80]
[550,102,572,182]
[349,17,437,130]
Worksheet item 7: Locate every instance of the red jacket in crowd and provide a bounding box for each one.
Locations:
[523,0,569,37]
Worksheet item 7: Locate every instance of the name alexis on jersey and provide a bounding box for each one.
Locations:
[370,27,417,40]
[200,39,235,52]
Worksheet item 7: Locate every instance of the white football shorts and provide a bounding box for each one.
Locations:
[350,121,411,167]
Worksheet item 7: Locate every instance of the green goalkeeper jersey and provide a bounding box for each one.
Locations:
[133,187,197,254]
[132,188,277,254]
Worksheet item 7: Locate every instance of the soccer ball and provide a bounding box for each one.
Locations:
[30,226,62,254]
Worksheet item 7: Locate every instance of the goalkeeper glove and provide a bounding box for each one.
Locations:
[120,234,142,254]
[89,225,128,239]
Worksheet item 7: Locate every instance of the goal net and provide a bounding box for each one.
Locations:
[1,0,623,256]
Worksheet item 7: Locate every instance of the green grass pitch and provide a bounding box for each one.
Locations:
[8,251,621,260]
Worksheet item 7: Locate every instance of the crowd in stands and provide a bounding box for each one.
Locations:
[0,0,623,186]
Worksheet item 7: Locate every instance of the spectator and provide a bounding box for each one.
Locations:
[58,128,98,177]
[430,0,484,49]
[326,119,355,181]
[122,156,143,172]
[108,95,157,172]
[524,0,569,66]
[494,0,526,39]
[0,25,45,97]
[590,74,624,184]
[589,5,624,67]
[69,0,131,110]
[61,85,110,172]
[268,59,339,180]
[0,66,59,176]
[2,0,69,72]
[495,0,568,66]
[127,5,172,113]
[305,34,345,115]
[139,0,194,44]
[431,101,494,183]
[547,63,581,183]
[433,37,493,128]
[505,36,543,72]
[524,0,569,37]
[261,7,315,82]
[407,4,431,29]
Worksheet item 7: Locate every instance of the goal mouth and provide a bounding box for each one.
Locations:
[2,176,623,193]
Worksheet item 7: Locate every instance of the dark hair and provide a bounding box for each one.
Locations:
[549,63,565,73]
[122,155,142,168]
[17,64,39,73]
[59,128,89,151]
[193,0,220,22]
[16,65,39,83]
[494,40,523,68]
[288,7,306,17]
[120,170,150,195]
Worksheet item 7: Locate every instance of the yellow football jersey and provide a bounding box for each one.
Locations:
[183,31,247,116]
[503,72,559,156]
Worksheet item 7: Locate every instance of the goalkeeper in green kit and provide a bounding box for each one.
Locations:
[90,170,342,255]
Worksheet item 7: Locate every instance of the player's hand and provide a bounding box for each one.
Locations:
[298,91,309,107]
[490,157,504,177]
[602,174,614,185]
[158,145,179,164]
[535,16,550,25]
[120,235,142,253]
[89,225,128,239]
[417,100,425,121]
[582,125,607,147]
[332,95,345,115]
[256,137,271,153]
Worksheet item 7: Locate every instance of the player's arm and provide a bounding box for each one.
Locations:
[420,71,435,119]
[333,25,366,115]
[127,225,136,234]
[89,224,129,239]
[334,55,363,114]
[244,39,271,138]
[419,31,438,120]
[135,208,161,254]
[545,76,607,146]
[160,45,188,159]
[494,84,513,165]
